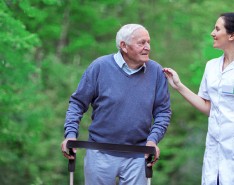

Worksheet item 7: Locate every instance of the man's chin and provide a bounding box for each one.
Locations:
[142,56,149,62]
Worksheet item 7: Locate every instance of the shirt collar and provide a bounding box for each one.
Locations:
[114,51,146,73]
[220,54,234,73]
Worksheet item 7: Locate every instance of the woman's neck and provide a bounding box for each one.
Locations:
[223,46,234,70]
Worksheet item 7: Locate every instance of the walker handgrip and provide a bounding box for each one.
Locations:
[145,154,153,178]
[68,149,76,172]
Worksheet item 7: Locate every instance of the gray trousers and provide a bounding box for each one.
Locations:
[84,149,148,185]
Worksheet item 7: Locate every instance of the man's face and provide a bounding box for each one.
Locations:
[122,28,151,68]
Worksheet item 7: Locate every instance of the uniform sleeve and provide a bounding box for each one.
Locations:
[198,63,210,100]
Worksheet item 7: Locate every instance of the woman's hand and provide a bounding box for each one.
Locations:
[163,68,182,90]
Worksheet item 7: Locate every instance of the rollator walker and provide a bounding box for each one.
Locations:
[66,140,156,185]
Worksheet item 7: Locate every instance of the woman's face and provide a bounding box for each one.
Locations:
[211,17,231,50]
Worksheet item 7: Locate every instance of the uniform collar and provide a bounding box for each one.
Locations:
[220,54,234,73]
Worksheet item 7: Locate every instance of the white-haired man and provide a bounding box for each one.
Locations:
[61,24,171,185]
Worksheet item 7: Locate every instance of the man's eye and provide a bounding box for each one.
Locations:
[138,42,145,46]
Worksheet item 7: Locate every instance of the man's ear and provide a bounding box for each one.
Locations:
[120,41,127,53]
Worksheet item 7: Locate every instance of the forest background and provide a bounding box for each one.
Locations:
[1,0,232,185]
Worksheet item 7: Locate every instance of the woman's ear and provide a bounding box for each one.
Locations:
[229,33,234,41]
[120,41,128,53]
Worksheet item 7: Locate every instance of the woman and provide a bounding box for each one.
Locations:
[163,12,234,185]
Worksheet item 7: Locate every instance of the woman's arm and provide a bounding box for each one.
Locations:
[163,68,210,116]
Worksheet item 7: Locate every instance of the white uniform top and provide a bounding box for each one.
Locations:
[198,55,234,185]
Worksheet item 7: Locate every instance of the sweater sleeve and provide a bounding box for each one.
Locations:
[64,64,97,139]
[147,68,171,144]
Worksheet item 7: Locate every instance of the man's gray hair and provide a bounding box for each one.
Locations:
[116,24,146,50]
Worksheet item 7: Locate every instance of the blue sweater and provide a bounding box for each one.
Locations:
[64,54,171,145]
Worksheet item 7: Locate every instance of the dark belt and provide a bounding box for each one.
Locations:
[66,140,156,178]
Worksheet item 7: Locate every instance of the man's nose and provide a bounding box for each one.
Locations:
[144,43,150,50]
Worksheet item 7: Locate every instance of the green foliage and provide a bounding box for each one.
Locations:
[1,0,234,184]
[0,2,49,184]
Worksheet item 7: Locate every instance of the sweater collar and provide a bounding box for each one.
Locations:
[114,51,146,73]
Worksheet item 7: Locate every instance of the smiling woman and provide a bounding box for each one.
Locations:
[163,12,234,185]
[211,13,234,70]
[211,18,230,50]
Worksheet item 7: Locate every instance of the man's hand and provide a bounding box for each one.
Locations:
[145,141,160,167]
[61,138,77,160]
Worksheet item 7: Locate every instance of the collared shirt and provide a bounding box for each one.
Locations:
[114,51,146,75]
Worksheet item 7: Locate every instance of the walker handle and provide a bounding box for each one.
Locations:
[145,154,153,178]
[68,149,76,172]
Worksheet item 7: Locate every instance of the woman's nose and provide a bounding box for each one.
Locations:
[210,30,215,37]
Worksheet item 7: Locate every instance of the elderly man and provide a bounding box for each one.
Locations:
[61,24,171,185]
